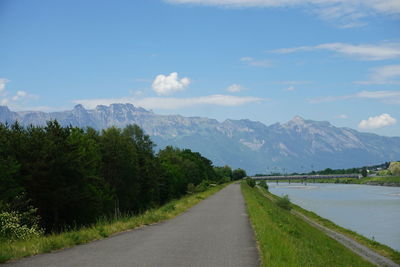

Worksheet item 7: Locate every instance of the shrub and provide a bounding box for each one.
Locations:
[378,169,391,176]
[187,183,196,194]
[361,167,368,177]
[258,180,268,190]
[0,211,43,241]
[195,180,210,192]
[276,195,292,210]
[246,178,256,188]
[389,162,400,176]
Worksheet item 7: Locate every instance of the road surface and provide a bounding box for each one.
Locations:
[7,183,260,267]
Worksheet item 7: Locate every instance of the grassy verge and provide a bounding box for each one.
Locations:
[260,187,400,265]
[279,176,400,185]
[359,176,400,185]
[241,182,374,267]
[0,184,227,263]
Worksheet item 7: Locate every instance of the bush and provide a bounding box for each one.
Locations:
[389,162,400,176]
[378,169,391,176]
[0,211,43,241]
[195,180,210,192]
[187,183,196,194]
[361,167,368,177]
[246,178,256,188]
[258,180,268,190]
[276,195,292,210]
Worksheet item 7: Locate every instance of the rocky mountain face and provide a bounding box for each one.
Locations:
[1,104,399,174]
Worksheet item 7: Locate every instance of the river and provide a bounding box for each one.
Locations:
[267,182,400,251]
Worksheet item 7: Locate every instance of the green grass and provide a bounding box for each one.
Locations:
[241,182,374,267]
[359,176,400,185]
[0,184,227,263]
[260,188,400,264]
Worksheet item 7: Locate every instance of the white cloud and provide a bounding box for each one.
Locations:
[152,72,190,95]
[0,78,36,107]
[227,84,245,92]
[355,65,400,85]
[165,0,400,26]
[74,95,263,110]
[277,81,313,85]
[240,57,273,67]
[335,114,348,119]
[358,113,396,129]
[270,42,400,61]
[12,91,28,101]
[308,90,400,104]
[135,78,152,83]
[283,86,296,91]
[356,90,400,100]
[0,78,9,93]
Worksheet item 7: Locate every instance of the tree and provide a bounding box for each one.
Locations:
[388,162,400,176]
[232,168,247,180]
[246,178,256,188]
[361,167,368,177]
[259,180,268,190]
[0,121,233,233]
[214,165,232,183]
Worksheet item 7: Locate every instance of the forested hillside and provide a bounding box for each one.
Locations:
[2,104,399,174]
[0,121,244,237]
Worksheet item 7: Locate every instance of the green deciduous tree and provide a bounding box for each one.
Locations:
[0,121,242,234]
[388,162,400,176]
[232,168,247,180]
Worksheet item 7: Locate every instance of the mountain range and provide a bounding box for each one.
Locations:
[1,103,399,174]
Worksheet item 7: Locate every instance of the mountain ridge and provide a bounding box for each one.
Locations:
[1,104,399,174]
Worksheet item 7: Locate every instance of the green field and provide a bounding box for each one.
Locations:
[0,184,227,263]
[241,182,374,267]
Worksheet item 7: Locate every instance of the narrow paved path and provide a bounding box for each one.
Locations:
[7,184,260,267]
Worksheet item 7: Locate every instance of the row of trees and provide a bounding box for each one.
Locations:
[0,121,246,233]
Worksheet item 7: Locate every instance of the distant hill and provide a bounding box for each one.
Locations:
[1,104,399,174]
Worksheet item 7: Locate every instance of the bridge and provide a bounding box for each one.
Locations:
[250,174,361,182]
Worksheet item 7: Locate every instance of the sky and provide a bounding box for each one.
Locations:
[0,0,400,136]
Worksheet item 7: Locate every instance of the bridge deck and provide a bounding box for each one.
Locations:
[251,174,360,180]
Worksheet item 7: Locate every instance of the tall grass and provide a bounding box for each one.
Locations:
[0,184,226,263]
[241,182,374,267]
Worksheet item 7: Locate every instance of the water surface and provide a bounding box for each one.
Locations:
[268,182,400,251]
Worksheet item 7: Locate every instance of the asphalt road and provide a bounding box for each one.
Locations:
[7,183,260,267]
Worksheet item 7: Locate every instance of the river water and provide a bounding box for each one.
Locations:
[267,182,400,251]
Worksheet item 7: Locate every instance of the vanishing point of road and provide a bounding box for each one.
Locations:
[7,183,260,267]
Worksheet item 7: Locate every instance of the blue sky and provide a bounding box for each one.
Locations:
[1,0,400,136]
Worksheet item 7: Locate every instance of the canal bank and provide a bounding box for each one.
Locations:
[268,183,400,255]
[257,186,399,266]
[241,183,376,267]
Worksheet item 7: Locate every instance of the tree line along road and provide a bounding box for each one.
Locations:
[6,183,260,267]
